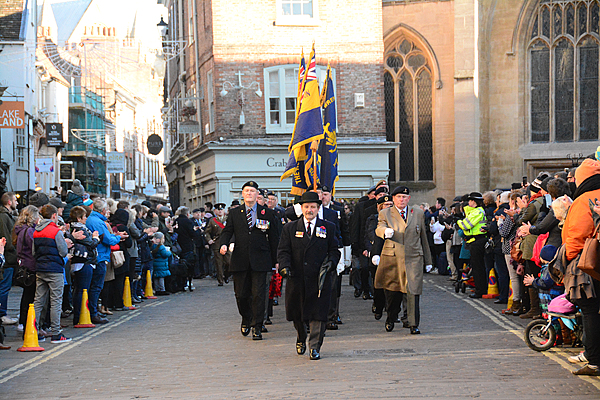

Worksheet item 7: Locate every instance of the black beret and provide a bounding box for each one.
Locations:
[319,184,331,193]
[265,191,275,197]
[391,186,410,196]
[374,186,389,196]
[242,181,259,190]
[367,185,376,194]
[377,195,392,204]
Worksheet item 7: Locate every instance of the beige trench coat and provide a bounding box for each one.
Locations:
[374,205,432,295]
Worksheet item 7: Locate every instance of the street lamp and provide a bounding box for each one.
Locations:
[157,17,168,39]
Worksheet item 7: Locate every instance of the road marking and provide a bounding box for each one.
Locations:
[431,282,600,390]
[0,298,171,384]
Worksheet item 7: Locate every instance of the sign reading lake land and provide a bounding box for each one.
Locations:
[0,101,25,128]
[46,123,64,147]
[106,152,126,174]
[147,134,164,155]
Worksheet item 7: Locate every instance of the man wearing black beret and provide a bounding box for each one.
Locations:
[374,186,432,334]
[220,181,279,340]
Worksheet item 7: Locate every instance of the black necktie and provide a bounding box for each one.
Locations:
[306,222,312,238]
[401,210,406,221]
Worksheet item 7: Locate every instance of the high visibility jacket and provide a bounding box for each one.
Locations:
[457,206,486,240]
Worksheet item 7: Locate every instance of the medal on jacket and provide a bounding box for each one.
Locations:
[256,219,270,231]
[416,224,420,234]
[316,226,327,238]
[295,231,304,238]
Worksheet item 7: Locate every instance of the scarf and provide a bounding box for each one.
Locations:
[573,174,600,199]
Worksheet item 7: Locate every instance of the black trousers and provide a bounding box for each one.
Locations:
[573,278,600,366]
[19,283,37,326]
[294,320,326,352]
[469,236,488,296]
[232,270,267,329]
[384,290,420,327]
[327,273,342,322]
[369,266,386,313]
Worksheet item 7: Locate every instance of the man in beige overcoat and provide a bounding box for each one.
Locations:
[375,186,432,334]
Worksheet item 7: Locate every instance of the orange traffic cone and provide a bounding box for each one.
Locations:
[123,276,138,310]
[17,304,44,352]
[501,281,513,314]
[145,270,157,299]
[74,289,96,328]
[482,269,499,299]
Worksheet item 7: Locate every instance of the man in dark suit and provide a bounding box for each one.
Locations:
[278,191,341,360]
[220,181,279,340]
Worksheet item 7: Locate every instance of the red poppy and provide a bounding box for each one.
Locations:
[261,209,265,215]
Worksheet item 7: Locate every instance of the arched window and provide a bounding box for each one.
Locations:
[528,0,600,142]
[384,37,433,182]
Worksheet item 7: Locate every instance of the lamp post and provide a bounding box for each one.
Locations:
[157,17,168,40]
[220,71,262,128]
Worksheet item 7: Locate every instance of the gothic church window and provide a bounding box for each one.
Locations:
[384,37,433,182]
[529,0,600,142]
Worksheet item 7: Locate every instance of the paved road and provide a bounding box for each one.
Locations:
[1,274,599,399]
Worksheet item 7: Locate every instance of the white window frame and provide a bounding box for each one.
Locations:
[187,0,195,45]
[207,69,215,133]
[264,64,335,134]
[15,128,27,169]
[275,0,320,26]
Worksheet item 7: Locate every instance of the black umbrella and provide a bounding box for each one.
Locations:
[318,256,335,298]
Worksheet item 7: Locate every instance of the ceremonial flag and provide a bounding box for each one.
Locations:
[281,143,310,196]
[318,66,338,194]
[287,44,324,157]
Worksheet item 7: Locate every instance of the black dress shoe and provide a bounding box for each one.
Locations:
[372,304,377,313]
[261,324,268,333]
[252,327,262,340]
[296,341,306,355]
[362,292,373,300]
[385,321,394,332]
[91,315,109,324]
[326,322,338,330]
[410,327,421,334]
[218,282,224,286]
[354,289,362,298]
[335,316,342,325]
[264,318,272,325]
[309,349,321,360]
[402,321,410,329]
[240,325,250,337]
[224,278,229,284]
[469,293,483,299]
[273,299,278,306]
[374,312,383,320]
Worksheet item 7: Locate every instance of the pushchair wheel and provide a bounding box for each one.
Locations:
[524,319,556,351]
[461,282,466,293]
[454,282,460,293]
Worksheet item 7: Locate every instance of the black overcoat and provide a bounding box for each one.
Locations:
[220,203,279,272]
[277,217,341,322]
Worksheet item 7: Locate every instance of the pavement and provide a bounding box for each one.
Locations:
[0,274,599,399]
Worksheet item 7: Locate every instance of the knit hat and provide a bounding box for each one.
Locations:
[71,179,85,196]
[29,192,49,207]
[539,245,558,264]
[530,172,549,193]
[574,158,600,187]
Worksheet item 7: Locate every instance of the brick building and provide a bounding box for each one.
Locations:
[163,0,600,207]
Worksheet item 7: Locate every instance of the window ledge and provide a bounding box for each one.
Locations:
[274,17,321,27]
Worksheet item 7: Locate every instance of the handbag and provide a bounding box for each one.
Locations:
[484,237,495,254]
[576,222,600,281]
[510,237,524,264]
[14,264,36,288]
[111,250,125,269]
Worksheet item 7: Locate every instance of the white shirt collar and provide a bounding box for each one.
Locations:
[304,216,315,234]
[395,206,408,216]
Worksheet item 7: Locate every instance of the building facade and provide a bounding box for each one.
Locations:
[164,0,600,207]
[163,0,393,208]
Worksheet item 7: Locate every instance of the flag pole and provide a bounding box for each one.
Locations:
[311,139,318,190]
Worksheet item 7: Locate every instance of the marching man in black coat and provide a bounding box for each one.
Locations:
[220,181,279,340]
[277,191,341,360]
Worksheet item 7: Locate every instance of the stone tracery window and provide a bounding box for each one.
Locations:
[529,0,600,142]
[384,36,433,182]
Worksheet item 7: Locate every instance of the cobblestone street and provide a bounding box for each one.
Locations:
[1,275,599,399]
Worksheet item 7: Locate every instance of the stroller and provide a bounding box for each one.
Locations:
[454,263,475,294]
[524,293,583,351]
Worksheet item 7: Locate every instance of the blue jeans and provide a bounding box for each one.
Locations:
[72,264,93,324]
[88,261,106,317]
[0,267,14,317]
